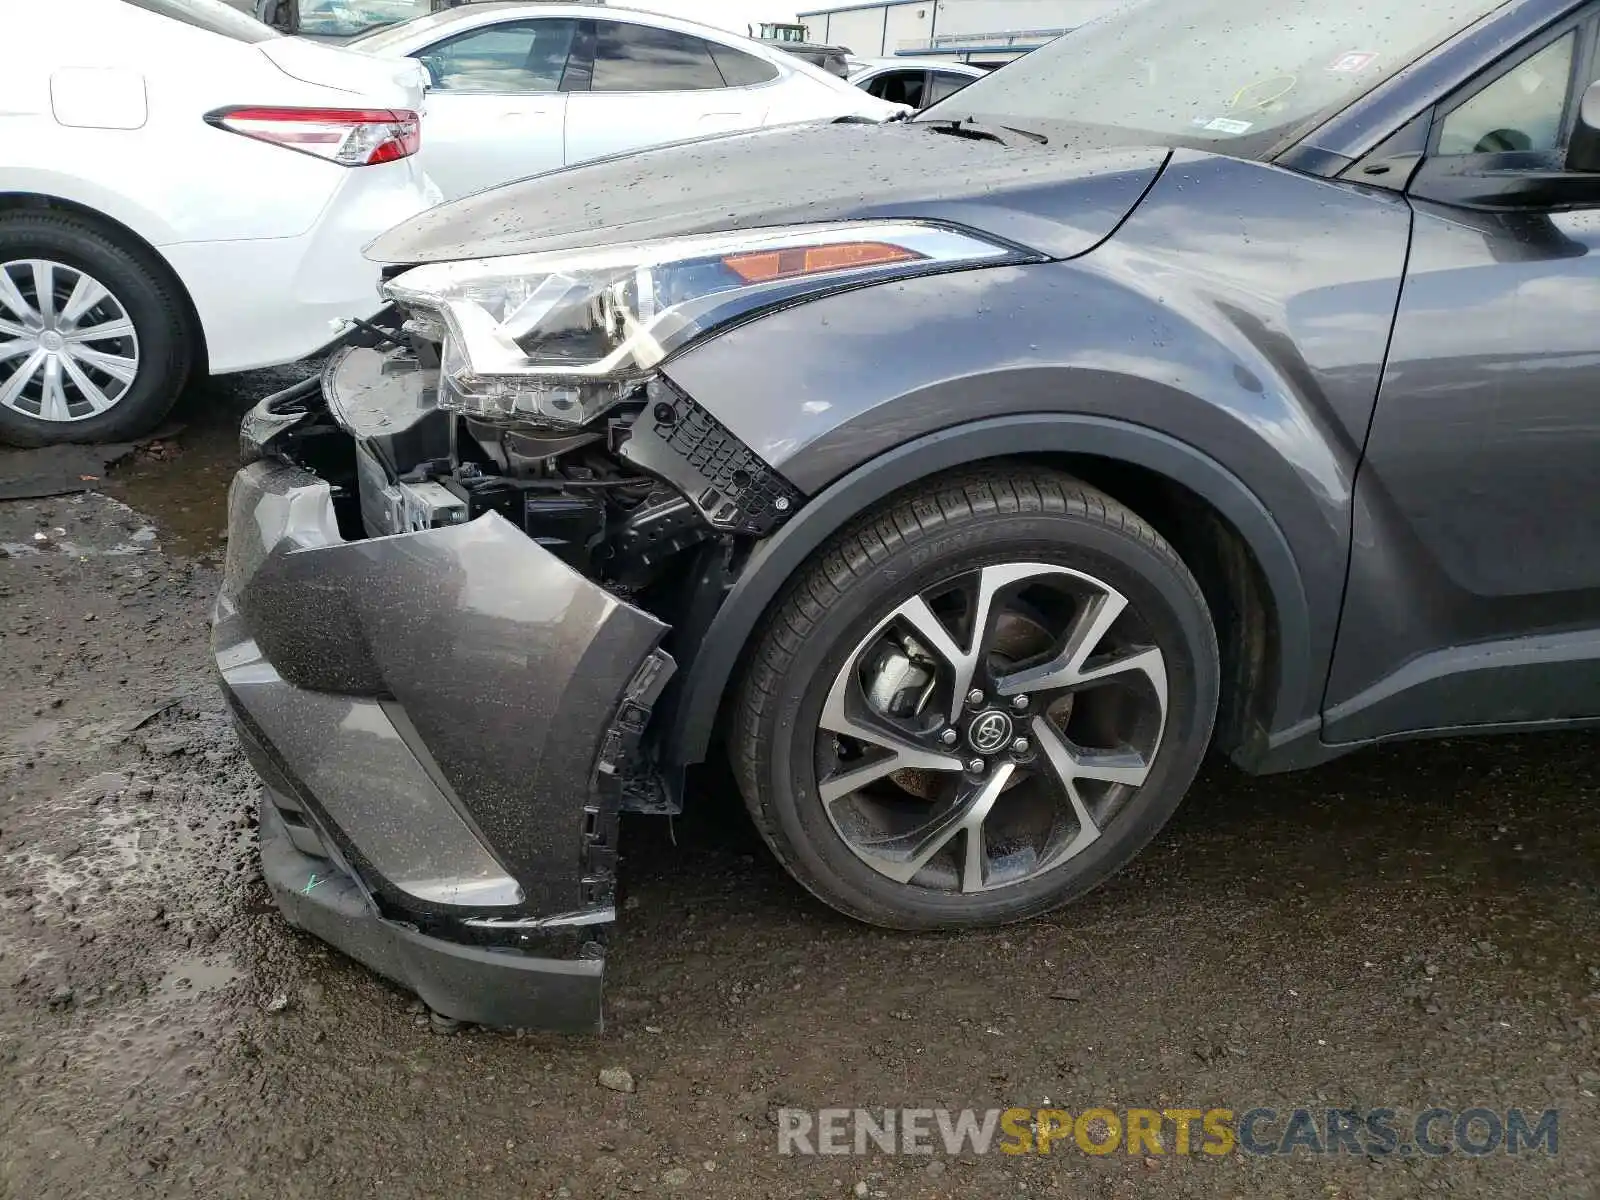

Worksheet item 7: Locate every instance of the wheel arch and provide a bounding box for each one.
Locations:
[0,190,209,375]
[659,414,1320,777]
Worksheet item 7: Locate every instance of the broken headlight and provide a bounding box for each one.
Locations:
[381,223,1018,427]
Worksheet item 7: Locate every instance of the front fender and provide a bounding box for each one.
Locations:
[660,154,1414,767]
[665,153,1406,496]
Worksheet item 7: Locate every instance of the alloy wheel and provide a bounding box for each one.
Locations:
[0,259,141,422]
[815,561,1169,895]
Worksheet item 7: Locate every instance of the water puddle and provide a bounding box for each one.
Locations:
[104,434,236,560]
[154,954,244,1003]
[1,526,158,558]
[3,807,145,897]
[103,363,314,558]
[0,363,312,557]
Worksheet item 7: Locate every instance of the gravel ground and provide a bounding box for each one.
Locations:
[1,372,1596,1199]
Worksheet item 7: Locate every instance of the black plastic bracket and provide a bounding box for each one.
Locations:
[620,379,802,536]
[587,648,676,896]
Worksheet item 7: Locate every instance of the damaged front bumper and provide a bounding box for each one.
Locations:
[214,458,673,1031]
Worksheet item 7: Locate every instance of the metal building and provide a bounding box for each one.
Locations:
[794,0,1118,64]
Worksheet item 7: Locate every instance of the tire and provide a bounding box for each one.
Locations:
[732,467,1220,930]
[0,212,193,447]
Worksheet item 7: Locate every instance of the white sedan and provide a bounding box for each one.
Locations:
[0,0,437,446]
[848,59,988,111]
[346,4,907,200]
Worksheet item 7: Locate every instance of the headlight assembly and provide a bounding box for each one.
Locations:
[382,222,1021,428]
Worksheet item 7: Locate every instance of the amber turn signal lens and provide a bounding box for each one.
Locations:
[722,242,922,283]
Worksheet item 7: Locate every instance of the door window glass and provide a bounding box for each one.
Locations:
[421,19,577,94]
[1438,31,1578,154]
[591,21,726,91]
[927,71,974,104]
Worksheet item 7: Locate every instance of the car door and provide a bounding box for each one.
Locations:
[1326,11,1600,739]
[561,19,772,165]
[408,17,578,200]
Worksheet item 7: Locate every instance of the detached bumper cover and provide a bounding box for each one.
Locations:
[215,459,673,1031]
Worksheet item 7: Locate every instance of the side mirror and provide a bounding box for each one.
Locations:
[1566,80,1600,172]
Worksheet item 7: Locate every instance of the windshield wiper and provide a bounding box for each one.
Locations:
[999,123,1049,145]
[923,118,1004,144]
[921,118,1048,146]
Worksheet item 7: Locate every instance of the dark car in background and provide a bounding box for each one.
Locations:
[217,0,1600,1030]
[761,38,854,77]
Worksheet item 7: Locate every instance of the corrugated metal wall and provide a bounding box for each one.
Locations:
[818,6,893,53]
[883,3,936,54]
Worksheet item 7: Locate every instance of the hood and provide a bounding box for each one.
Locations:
[365,121,1170,264]
[258,37,427,110]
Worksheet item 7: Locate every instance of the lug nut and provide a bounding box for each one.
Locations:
[1011,737,1031,755]
[966,689,986,708]
[967,758,986,775]
[940,728,959,746]
[1011,694,1030,711]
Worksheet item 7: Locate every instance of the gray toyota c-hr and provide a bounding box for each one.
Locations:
[217,0,1600,1030]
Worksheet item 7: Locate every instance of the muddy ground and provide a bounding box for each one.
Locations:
[0,372,1596,1200]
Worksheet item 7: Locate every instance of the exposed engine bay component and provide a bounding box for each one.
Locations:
[469,423,604,470]
[308,345,802,596]
[441,473,609,572]
[356,439,468,535]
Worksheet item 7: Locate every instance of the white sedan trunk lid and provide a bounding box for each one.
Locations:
[258,37,427,110]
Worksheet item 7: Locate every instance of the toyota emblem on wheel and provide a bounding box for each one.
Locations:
[966,710,1014,754]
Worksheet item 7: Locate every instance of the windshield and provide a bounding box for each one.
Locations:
[921,0,1513,154]
[296,0,432,37]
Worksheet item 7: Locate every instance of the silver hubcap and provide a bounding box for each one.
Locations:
[0,259,140,422]
[815,561,1169,895]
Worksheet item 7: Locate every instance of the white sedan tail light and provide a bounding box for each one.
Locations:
[205,106,421,166]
